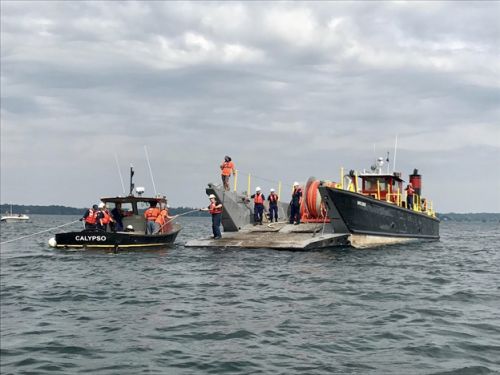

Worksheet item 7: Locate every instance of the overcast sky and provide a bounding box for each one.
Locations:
[1,1,499,213]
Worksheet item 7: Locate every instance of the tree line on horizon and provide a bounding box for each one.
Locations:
[0,204,209,217]
[1,204,498,221]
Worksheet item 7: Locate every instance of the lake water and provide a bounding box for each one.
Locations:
[1,215,499,374]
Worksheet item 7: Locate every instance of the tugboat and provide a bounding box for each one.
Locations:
[318,157,440,248]
[49,167,181,250]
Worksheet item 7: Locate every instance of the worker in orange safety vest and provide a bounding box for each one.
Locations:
[220,155,235,191]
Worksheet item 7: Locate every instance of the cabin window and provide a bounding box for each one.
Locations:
[364,178,387,191]
[105,202,134,215]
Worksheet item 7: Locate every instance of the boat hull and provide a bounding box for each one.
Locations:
[54,225,181,250]
[1,216,29,222]
[318,186,439,245]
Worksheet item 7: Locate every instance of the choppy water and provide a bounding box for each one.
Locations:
[1,215,499,374]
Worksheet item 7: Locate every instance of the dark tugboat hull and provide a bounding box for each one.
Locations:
[53,225,181,250]
[319,187,439,247]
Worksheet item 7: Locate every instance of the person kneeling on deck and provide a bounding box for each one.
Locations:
[251,187,265,225]
[200,194,223,239]
[81,204,98,230]
[405,183,415,210]
[290,182,302,225]
[154,203,175,234]
[144,201,161,234]
[268,188,279,223]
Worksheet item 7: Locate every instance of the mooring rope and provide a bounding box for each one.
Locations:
[158,209,201,231]
[0,219,81,245]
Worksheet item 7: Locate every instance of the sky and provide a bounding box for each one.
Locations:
[1,1,499,213]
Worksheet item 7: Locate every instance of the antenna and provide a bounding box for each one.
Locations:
[393,135,398,172]
[144,145,158,196]
[386,151,390,174]
[114,153,126,195]
[129,164,135,196]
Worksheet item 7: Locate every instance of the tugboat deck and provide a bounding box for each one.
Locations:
[186,222,349,250]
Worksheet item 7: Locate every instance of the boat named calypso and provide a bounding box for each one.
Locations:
[75,235,107,242]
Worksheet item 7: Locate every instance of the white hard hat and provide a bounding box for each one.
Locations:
[270,188,275,192]
[293,182,299,186]
[98,202,105,208]
[166,204,170,208]
[126,225,134,230]
[256,186,261,192]
[209,194,216,199]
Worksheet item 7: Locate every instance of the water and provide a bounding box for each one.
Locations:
[1,215,499,374]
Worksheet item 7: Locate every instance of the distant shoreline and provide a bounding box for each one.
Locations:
[1,204,498,221]
[0,204,209,217]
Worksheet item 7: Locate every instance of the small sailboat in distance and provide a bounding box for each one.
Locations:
[0,205,30,223]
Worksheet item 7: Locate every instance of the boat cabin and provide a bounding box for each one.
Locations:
[359,172,404,203]
[100,195,167,234]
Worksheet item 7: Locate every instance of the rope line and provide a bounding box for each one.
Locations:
[0,219,81,245]
[158,209,200,231]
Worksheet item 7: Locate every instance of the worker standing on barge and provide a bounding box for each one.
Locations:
[405,183,415,210]
[250,187,265,225]
[268,188,279,223]
[290,182,302,225]
[201,194,223,239]
[220,156,235,191]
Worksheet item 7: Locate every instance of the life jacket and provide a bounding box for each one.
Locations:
[209,202,222,214]
[144,207,161,221]
[101,210,112,224]
[84,209,97,224]
[155,209,167,225]
[269,193,278,204]
[220,161,234,176]
[254,193,264,205]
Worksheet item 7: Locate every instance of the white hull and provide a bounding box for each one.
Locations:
[1,215,30,222]
[349,234,427,249]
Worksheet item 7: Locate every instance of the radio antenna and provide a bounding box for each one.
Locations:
[114,153,126,195]
[144,145,158,196]
[393,135,398,172]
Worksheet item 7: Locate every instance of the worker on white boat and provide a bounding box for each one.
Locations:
[144,201,161,234]
[80,204,98,230]
[268,188,279,223]
[96,202,113,232]
[200,194,223,239]
[154,203,176,234]
[250,187,265,225]
[290,182,302,225]
[111,203,124,232]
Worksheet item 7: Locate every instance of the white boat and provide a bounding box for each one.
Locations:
[1,206,30,222]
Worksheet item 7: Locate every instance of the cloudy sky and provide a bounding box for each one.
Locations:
[1,1,499,213]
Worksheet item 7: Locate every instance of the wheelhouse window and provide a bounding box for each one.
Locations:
[364,178,387,191]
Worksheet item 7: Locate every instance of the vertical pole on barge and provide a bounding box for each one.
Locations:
[247,173,251,198]
[233,170,238,192]
[278,181,282,202]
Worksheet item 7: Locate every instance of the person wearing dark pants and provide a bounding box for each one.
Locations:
[251,187,265,225]
[268,188,279,222]
[289,182,302,225]
[201,194,223,239]
[405,183,415,210]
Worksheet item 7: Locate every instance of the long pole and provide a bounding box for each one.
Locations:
[114,153,126,195]
[144,145,158,196]
[393,135,398,172]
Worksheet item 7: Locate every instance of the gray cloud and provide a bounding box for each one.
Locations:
[1,1,499,212]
